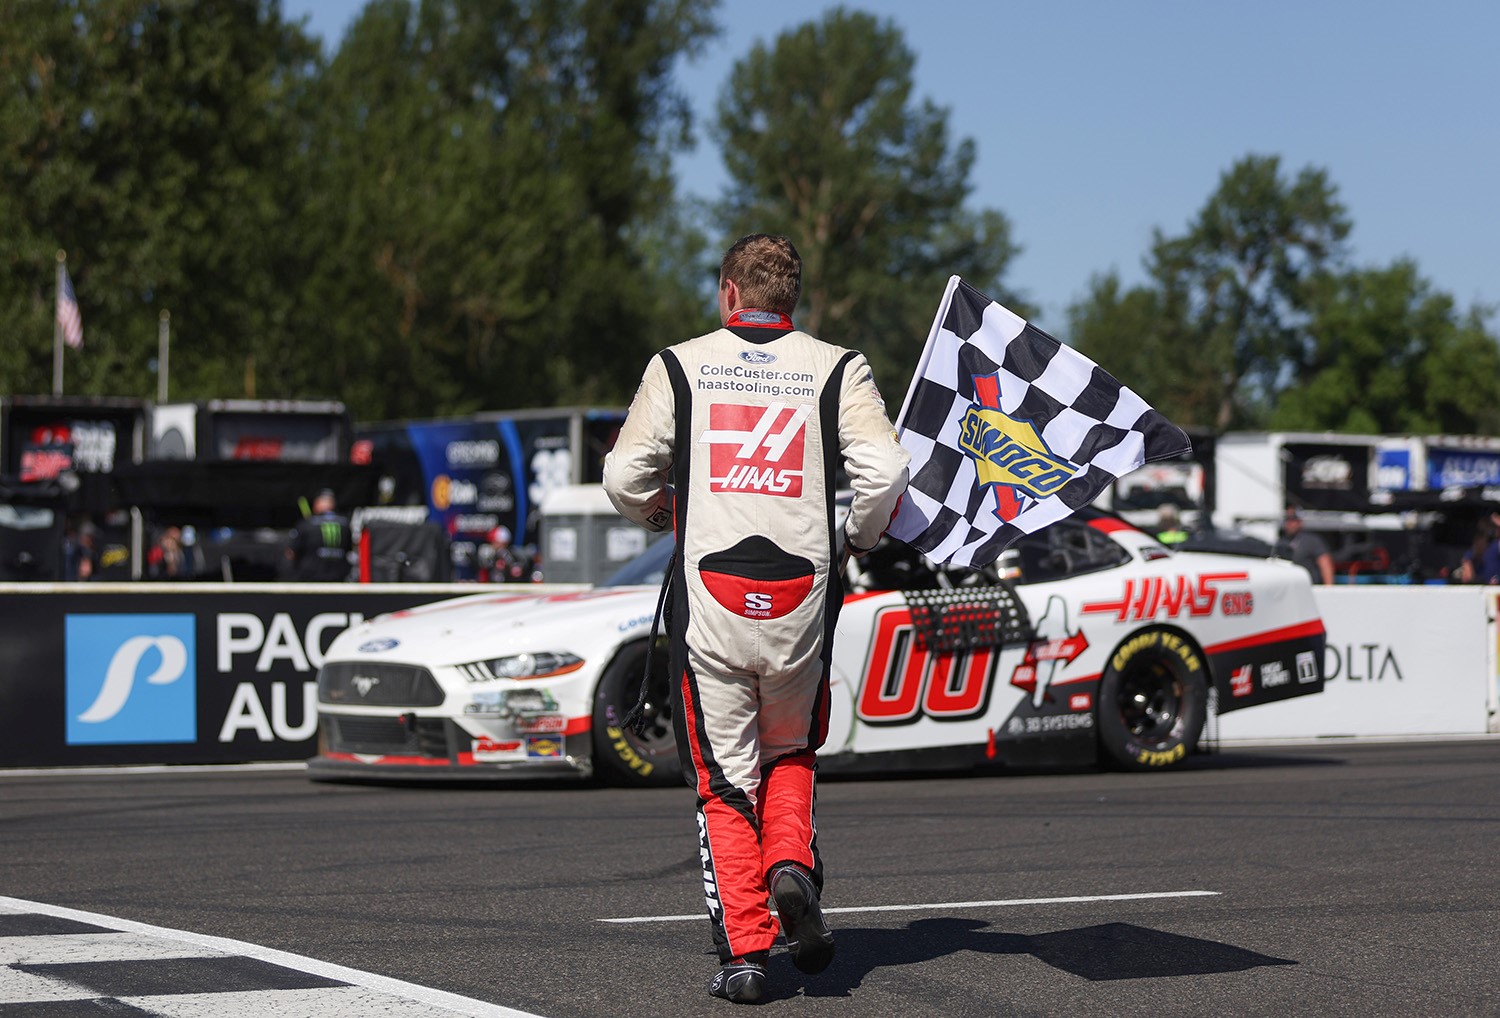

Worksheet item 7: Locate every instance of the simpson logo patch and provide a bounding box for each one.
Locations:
[701,402,809,496]
[699,538,815,619]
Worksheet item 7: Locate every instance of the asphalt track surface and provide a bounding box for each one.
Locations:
[4,740,1500,1017]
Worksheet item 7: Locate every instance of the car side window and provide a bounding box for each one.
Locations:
[1011,520,1129,584]
[849,537,944,591]
[844,516,1132,592]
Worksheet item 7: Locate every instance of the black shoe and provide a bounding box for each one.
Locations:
[708,955,768,1004]
[769,863,835,974]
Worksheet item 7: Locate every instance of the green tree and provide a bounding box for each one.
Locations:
[712,9,1024,397]
[1071,155,1500,436]
[1067,272,1207,424]
[1272,261,1500,434]
[299,0,717,420]
[1147,155,1351,430]
[0,0,320,399]
[1071,156,1352,430]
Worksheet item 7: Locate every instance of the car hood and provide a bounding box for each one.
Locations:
[1171,548,1303,578]
[326,587,661,668]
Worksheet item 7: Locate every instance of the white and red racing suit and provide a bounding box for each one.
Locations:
[603,308,909,962]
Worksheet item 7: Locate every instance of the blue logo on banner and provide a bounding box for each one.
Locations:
[65,614,197,745]
[1375,448,1411,490]
[1428,449,1500,489]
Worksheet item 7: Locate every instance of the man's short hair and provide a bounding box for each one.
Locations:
[720,234,801,316]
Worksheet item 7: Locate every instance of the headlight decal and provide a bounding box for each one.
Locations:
[456,651,585,682]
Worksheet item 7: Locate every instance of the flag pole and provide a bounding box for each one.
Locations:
[53,250,65,396]
[893,274,960,432]
[158,309,171,402]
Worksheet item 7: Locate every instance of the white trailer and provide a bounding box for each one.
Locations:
[1212,432,1381,546]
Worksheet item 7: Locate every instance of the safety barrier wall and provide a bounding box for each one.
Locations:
[1214,587,1499,742]
[1,584,1496,770]
[0,583,582,769]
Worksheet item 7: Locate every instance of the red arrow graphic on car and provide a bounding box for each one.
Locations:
[1010,596,1089,704]
[1029,632,1089,665]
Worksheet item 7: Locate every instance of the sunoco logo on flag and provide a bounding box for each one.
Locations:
[957,373,1079,519]
[886,276,1190,569]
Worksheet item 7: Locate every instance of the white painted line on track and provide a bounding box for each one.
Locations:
[0,896,544,1018]
[600,889,1221,924]
[118,986,515,1017]
[0,931,220,965]
[0,762,306,778]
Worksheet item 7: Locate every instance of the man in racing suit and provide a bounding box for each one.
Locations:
[603,234,909,1003]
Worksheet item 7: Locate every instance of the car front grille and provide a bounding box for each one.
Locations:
[324,715,450,758]
[318,661,445,707]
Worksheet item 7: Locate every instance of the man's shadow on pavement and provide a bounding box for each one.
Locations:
[767,917,1296,999]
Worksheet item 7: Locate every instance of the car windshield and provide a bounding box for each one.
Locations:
[0,505,56,530]
[601,535,674,587]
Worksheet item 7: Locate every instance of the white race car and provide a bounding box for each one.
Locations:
[307,508,1325,784]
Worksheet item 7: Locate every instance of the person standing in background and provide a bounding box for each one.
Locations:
[146,525,185,580]
[1475,507,1500,584]
[477,525,530,582]
[62,519,97,581]
[1275,506,1334,585]
[287,489,352,581]
[1154,502,1189,546]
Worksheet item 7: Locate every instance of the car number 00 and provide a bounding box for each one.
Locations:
[856,610,998,724]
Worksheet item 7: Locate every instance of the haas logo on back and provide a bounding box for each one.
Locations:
[701,402,810,497]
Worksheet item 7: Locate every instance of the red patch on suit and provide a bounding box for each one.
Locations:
[701,570,813,620]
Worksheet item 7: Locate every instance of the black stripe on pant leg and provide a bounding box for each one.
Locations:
[818,352,852,753]
[677,660,758,824]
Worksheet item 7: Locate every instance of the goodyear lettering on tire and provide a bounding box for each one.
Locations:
[1110,631,1158,672]
[1112,629,1201,674]
[1135,743,1187,767]
[605,726,655,777]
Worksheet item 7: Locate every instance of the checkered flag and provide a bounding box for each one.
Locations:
[886,276,1190,568]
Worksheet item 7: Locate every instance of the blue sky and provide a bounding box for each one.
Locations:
[284,0,1498,332]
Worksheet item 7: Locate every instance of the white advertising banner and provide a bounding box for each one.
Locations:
[1490,589,1499,735]
[1216,587,1493,742]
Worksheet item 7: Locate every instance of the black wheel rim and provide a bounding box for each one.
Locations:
[628,690,673,751]
[614,652,674,753]
[1116,658,1182,744]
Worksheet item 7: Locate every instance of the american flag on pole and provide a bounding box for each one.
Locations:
[57,263,83,349]
[886,276,1191,569]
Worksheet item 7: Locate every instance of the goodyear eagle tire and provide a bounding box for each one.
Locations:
[591,639,681,787]
[1097,627,1207,770]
